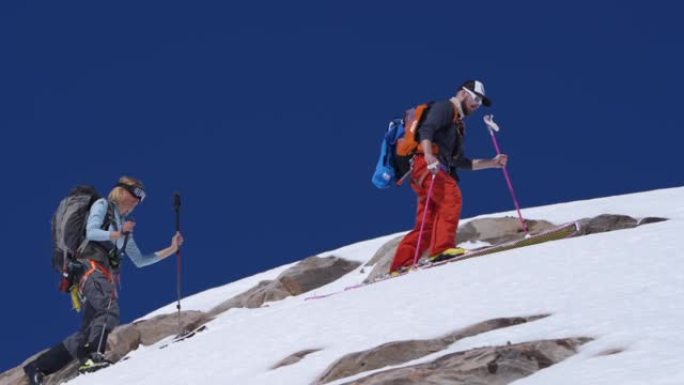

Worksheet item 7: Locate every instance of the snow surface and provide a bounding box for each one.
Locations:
[69,186,684,385]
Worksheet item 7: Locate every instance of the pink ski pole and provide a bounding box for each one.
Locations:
[412,173,436,267]
[483,115,529,236]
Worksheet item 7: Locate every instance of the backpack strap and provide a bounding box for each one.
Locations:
[103,200,117,231]
[75,199,116,258]
[450,99,466,136]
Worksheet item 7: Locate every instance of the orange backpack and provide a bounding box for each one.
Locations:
[372,101,454,188]
[396,102,439,157]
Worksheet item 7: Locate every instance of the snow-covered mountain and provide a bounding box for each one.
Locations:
[7,186,684,385]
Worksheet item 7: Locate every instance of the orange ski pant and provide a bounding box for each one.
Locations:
[390,156,463,272]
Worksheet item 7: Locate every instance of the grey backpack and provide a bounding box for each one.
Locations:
[51,185,111,290]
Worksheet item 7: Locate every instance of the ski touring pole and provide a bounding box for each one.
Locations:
[483,115,530,236]
[95,295,113,359]
[173,192,184,337]
[412,173,437,267]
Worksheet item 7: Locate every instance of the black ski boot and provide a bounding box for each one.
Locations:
[23,363,45,385]
[23,343,72,385]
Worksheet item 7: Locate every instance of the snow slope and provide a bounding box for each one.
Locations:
[70,186,684,385]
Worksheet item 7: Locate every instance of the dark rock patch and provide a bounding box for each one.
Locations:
[271,348,322,370]
[314,315,549,384]
[338,338,591,385]
[209,256,360,317]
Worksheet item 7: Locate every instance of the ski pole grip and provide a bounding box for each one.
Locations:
[122,231,131,249]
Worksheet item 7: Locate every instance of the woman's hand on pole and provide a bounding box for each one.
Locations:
[172,232,184,251]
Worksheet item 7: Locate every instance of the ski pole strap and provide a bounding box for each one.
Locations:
[416,164,445,186]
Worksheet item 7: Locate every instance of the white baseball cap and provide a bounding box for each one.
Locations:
[460,80,492,107]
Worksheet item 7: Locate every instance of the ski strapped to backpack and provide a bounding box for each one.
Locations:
[371,102,439,188]
[51,185,114,309]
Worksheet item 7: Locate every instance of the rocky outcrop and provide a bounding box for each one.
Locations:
[209,255,360,316]
[271,349,322,370]
[457,217,555,245]
[313,315,549,384]
[576,214,666,235]
[107,310,213,362]
[365,236,404,267]
[339,337,591,385]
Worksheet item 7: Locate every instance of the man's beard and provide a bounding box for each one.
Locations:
[461,100,473,116]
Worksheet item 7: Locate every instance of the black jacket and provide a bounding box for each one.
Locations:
[418,100,473,180]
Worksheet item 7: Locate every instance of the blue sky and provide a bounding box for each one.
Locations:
[1,0,682,372]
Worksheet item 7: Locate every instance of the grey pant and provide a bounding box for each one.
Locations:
[63,270,120,360]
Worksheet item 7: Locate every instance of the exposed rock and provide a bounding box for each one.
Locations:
[365,235,404,267]
[44,361,79,385]
[596,348,624,356]
[363,236,404,280]
[106,323,141,363]
[338,338,591,385]
[577,214,667,235]
[457,217,555,245]
[102,310,213,365]
[279,256,361,295]
[271,348,322,370]
[134,310,212,346]
[0,361,29,385]
[314,315,548,384]
[440,315,549,345]
[638,216,667,226]
[209,256,360,317]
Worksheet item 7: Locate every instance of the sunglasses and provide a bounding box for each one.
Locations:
[462,87,483,106]
[117,183,146,202]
